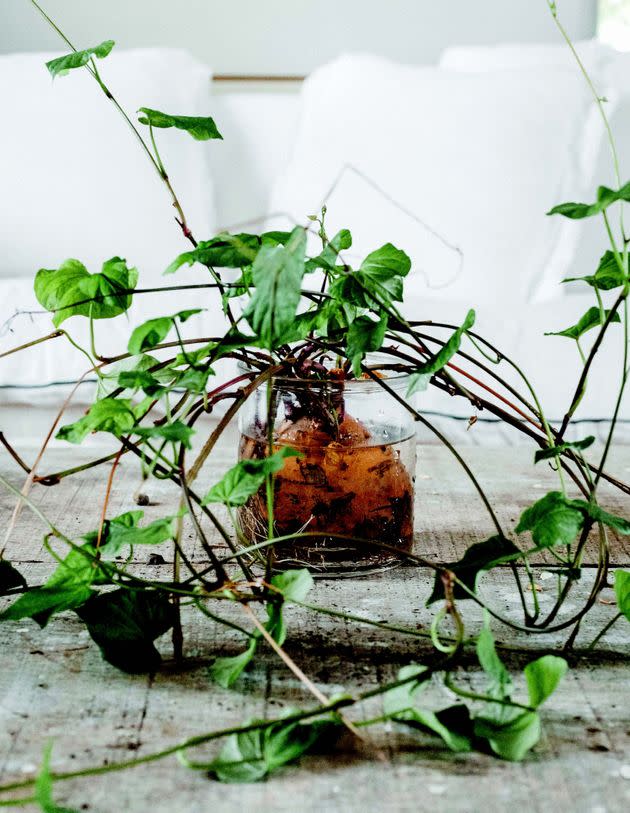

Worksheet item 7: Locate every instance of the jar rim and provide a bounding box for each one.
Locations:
[237,354,412,393]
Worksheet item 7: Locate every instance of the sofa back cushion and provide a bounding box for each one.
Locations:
[0,48,216,283]
[270,54,596,305]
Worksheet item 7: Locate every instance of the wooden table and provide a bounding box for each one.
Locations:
[1,431,629,812]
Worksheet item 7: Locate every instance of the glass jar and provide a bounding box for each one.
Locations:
[237,363,416,573]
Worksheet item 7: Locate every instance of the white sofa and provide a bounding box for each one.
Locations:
[1,42,629,444]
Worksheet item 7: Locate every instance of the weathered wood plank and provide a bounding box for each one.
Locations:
[0,422,629,812]
[2,440,629,566]
[0,578,628,812]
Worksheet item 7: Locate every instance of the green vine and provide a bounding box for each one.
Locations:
[0,1,629,809]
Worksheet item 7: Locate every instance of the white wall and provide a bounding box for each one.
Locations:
[1,0,598,73]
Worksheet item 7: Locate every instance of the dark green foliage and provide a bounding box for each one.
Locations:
[346,313,388,376]
[0,560,26,594]
[35,258,137,327]
[0,546,96,627]
[204,716,340,782]
[471,626,567,761]
[515,491,585,550]
[210,570,314,688]
[46,40,114,78]
[329,242,410,309]
[127,309,202,354]
[383,639,567,762]
[516,491,630,552]
[165,231,292,274]
[117,369,165,397]
[242,227,307,348]
[133,420,195,449]
[534,436,595,463]
[407,310,476,395]
[203,447,301,507]
[427,535,521,604]
[77,589,175,673]
[546,307,620,340]
[56,398,144,444]
[382,664,472,752]
[615,570,630,621]
[138,108,223,141]
[82,511,176,557]
[547,181,630,219]
[563,250,626,290]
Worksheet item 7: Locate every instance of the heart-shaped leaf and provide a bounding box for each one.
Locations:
[138,108,223,141]
[46,40,115,78]
[35,258,138,327]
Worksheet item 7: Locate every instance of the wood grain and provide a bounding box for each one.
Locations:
[0,431,629,812]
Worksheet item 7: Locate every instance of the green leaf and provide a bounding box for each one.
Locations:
[210,638,258,689]
[116,359,213,398]
[210,569,312,689]
[534,436,595,463]
[329,242,411,310]
[262,718,337,773]
[361,242,411,284]
[1,546,96,627]
[524,655,568,708]
[133,420,195,450]
[427,535,521,605]
[202,446,302,507]
[127,309,203,354]
[46,40,115,78]
[405,371,431,395]
[472,625,543,761]
[35,258,138,327]
[35,742,79,813]
[546,307,620,340]
[383,666,471,752]
[242,227,307,348]
[96,354,162,399]
[400,706,472,753]
[614,570,630,621]
[208,725,269,782]
[382,664,430,716]
[477,625,513,699]
[584,503,630,535]
[208,717,339,783]
[347,313,388,377]
[165,231,292,274]
[547,181,630,219]
[563,250,626,291]
[407,309,476,396]
[174,366,214,394]
[264,569,314,648]
[56,398,141,444]
[305,229,352,272]
[515,491,585,550]
[0,560,26,595]
[285,297,359,344]
[517,493,630,551]
[76,589,175,673]
[270,569,314,604]
[172,343,215,368]
[82,511,176,558]
[137,108,223,141]
[474,710,540,762]
[117,369,165,397]
[222,266,254,307]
